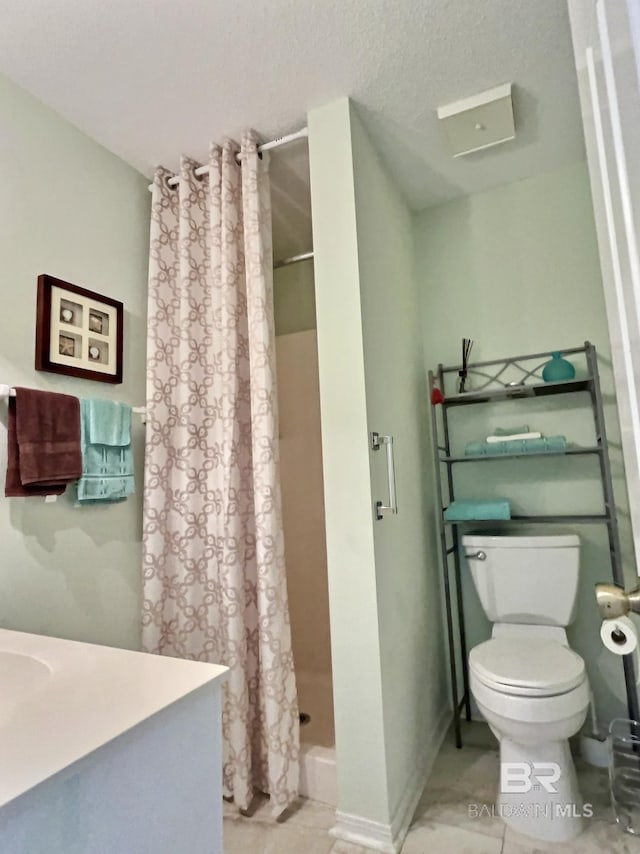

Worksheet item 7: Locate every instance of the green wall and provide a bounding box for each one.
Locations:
[274,259,316,336]
[309,97,449,842]
[0,73,150,649]
[414,162,634,724]
[309,97,390,826]
[350,106,449,828]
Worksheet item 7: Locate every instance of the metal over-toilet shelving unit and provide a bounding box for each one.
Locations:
[428,341,640,748]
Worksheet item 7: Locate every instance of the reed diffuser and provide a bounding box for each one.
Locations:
[458,338,473,393]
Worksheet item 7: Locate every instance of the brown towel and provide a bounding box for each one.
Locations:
[5,388,82,497]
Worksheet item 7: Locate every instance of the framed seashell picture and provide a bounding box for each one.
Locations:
[35,274,123,383]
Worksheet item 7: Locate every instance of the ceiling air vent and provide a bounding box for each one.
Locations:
[437,83,515,157]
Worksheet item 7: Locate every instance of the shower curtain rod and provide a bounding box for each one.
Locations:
[147,126,308,191]
[273,251,314,269]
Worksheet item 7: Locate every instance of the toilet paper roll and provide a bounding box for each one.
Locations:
[600,616,639,655]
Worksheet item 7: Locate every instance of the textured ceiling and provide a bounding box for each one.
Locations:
[1,0,585,252]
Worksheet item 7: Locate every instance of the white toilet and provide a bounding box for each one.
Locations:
[463,533,590,844]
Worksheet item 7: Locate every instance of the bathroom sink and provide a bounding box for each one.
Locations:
[0,651,51,709]
[0,628,228,853]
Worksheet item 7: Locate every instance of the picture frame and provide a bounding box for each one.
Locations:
[35,275,123,384]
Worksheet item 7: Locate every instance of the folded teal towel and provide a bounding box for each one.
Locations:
[86,398,131,446]
[77,399,134,503]
[444,499,511,521]
[464,436,568,457]
[492,425,530,436]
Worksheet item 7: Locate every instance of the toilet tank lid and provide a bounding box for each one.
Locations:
[462,533,579,549]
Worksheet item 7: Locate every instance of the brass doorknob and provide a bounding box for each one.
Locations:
[595,582,640,619]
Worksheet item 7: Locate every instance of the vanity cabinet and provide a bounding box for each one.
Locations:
[0,629,228,854]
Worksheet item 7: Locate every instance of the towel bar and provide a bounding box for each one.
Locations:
[0,385,146,421]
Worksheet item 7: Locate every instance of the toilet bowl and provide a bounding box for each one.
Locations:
[471,638,589,732]
[469,638,590,843]
[463,534,590,844]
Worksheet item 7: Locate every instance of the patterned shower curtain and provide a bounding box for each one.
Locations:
[142,132,299,815]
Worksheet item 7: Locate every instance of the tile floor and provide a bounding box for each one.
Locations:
[223,722,640,853]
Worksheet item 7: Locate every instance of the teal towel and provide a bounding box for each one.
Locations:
[86,398,131,446]
[77,399,134,503]
[464,436,568,457]
[444,499,511,521]
[492,425,530,436]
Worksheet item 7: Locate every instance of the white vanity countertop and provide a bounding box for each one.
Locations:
[0,628,228,808]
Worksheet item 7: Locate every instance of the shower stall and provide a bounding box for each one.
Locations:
[274,254,336,806]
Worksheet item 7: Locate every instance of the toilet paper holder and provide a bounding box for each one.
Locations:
[595,582,640,620]
[596,584,640,725]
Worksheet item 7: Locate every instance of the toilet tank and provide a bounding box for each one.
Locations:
[462,533,580,626]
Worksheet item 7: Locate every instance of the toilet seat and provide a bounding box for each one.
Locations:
[470,637,586,697]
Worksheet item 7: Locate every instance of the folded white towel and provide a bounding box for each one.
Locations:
[486,431,542,443]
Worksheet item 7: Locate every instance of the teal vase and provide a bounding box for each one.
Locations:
[542,351,575,382]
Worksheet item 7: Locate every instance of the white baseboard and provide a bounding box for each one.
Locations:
[330,703,451,853]
[329,812,397,854]
[389,703,451,847]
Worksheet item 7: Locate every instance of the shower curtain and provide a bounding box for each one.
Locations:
[142,132,299,816]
